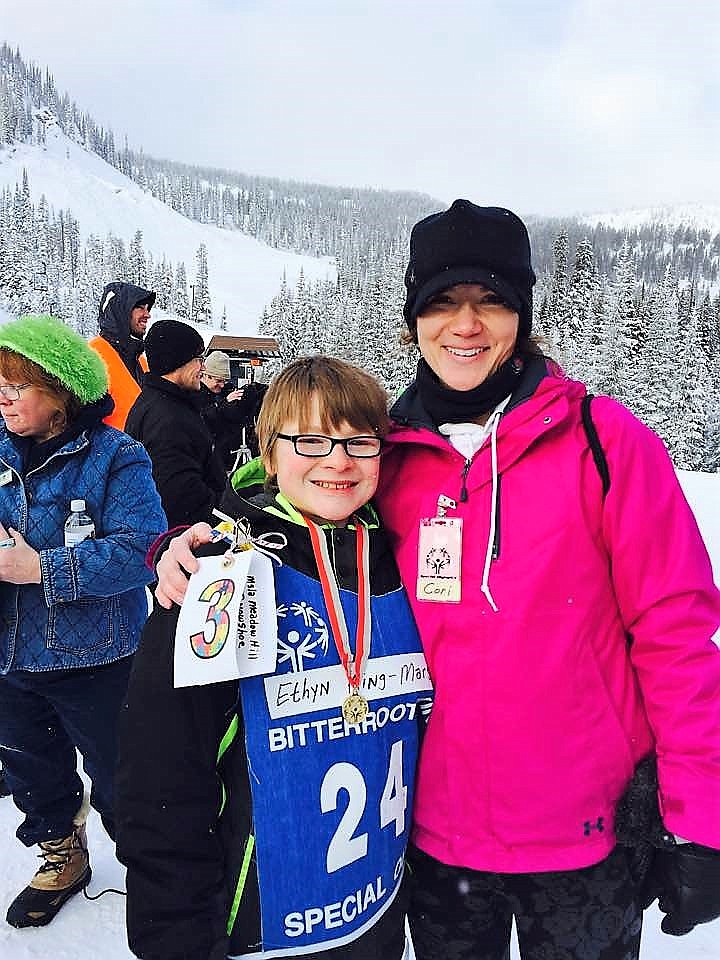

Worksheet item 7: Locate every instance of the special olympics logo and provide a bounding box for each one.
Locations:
[276,601,330,672]
[425,546,451,576]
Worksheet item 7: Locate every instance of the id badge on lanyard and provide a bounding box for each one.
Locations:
[416,495,462,603]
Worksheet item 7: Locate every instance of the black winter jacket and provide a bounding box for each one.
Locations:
[116,489,427,960]
[125,374,226,528]
[199,384,256,470]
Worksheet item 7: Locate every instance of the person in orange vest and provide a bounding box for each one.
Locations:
[89,282,155,429]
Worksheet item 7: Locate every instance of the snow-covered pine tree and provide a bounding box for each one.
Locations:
[672,355,708,472]
[56,211,79,291]
[128,230,147,286]
[638,265,681,440]
[106,234,130,281]
[604,240,641,402]
[564,238,597,379]
[174,262,189,318]
[0,192,12,309]
[154,257,174,311]
[260,275,300,362]
[696,291,720,469]
[32,193,52,313]
[545,231,570,360]
[193,243,212,323]
[290,269,316,355]
[579,276,612,393]
[68,264,96,337]
[8,170,34,312]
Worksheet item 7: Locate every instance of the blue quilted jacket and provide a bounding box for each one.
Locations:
[0,420,167,673]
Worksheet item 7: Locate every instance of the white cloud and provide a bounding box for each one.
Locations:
[2,0,719,216]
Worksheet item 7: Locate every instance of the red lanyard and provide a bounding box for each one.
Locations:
[306,518,371,695]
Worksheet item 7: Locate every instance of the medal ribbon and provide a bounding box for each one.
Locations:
[306,518,371,691]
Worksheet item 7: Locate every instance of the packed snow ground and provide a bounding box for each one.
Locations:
[0,469,718,958]
[0,127,335,334]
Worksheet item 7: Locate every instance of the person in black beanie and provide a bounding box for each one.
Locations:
[152,199,720,960]
[403,200,535,338]
[126,320,226,527]
[389,199,720,959]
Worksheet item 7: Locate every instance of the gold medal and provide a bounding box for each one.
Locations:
[342,692,369,724]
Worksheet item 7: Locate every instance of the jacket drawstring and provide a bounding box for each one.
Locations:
[480,411,502,612]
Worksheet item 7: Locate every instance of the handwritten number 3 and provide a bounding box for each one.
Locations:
[190,578,235,658]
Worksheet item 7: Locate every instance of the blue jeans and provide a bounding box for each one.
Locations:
[0,657,133,845]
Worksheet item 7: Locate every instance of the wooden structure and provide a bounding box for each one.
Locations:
[205,335,281,383]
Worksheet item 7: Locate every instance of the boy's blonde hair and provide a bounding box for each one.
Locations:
[257,356,389,481]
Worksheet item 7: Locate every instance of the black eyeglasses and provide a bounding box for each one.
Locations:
[276,433,383,458]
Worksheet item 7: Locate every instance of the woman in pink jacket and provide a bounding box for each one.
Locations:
[376,199,720,960]
[155,199,720,960]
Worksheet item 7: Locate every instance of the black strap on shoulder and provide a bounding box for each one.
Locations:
[581,394,610,498]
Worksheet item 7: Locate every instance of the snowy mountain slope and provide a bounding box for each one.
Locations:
[580,201,720,235]
[0,126,334,335]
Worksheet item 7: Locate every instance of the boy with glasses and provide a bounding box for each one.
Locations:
[116,356,432,960]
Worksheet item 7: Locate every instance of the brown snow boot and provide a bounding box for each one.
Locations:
[6,823,91,928]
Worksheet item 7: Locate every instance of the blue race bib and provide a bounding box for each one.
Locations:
[238,564,432,956]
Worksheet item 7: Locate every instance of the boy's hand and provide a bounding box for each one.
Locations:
[155,523,213,609]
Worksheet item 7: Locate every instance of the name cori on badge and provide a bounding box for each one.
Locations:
[416,515,463,603]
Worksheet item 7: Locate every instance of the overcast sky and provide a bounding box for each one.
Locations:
[3,0,719,217]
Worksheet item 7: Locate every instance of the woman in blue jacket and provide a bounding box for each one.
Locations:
[0,314,166,929]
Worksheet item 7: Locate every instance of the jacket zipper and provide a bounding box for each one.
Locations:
[459,459,471,503]
[458,458,502,559]
[492,475,502,560]
[26,437,89,479]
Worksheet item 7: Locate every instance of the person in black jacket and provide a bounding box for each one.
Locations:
[199,351,258,470]
[235,379,269,459]
[125,320,226,528]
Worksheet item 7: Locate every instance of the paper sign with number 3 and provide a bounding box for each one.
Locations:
[174,552,278,687]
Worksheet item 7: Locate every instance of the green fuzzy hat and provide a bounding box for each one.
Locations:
[0,314,108,404]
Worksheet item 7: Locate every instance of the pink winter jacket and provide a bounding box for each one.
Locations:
[377,367,720,873]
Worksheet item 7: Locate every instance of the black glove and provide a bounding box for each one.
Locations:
[657,842,720,935]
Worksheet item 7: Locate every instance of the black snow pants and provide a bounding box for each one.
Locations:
[407,843,642,960]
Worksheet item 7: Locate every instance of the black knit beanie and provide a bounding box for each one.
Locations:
[403,199,536,337]
[144,319,205,376]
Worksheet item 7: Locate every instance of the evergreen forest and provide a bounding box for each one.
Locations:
[0,43,718,471]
